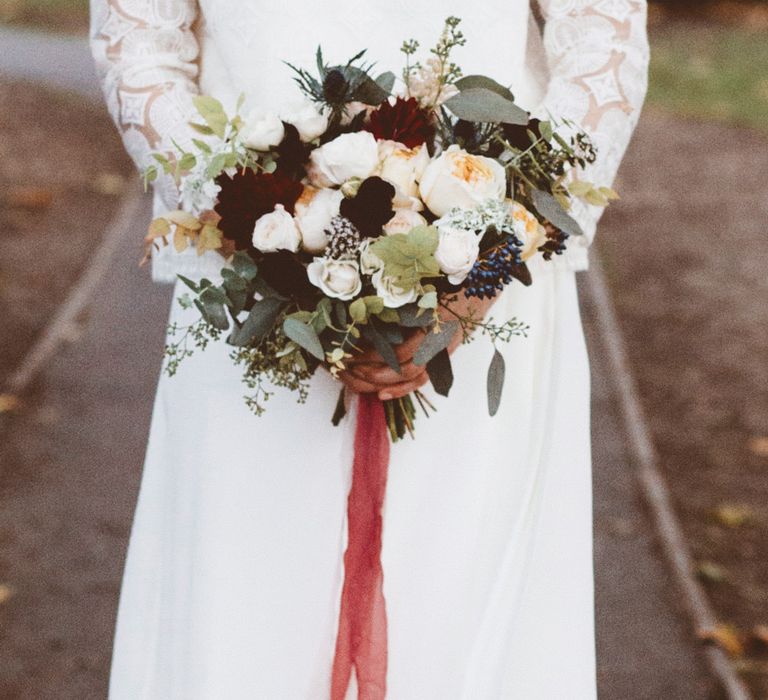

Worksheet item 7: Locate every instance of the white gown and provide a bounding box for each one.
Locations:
[89,1,649,697]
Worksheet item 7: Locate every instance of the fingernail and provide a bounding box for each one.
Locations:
[380,392,392,401]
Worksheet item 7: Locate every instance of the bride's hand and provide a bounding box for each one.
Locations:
[339,292,498,400]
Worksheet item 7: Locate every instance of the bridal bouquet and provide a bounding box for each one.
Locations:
[144,17,614,440]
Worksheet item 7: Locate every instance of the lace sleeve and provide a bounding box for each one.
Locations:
[89,0,202,209]
[536,0,650,243]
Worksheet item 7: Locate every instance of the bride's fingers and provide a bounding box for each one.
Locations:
[377,372,429,401]
[349,361,425,386]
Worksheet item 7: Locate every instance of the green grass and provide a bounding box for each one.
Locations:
[648,22,768,132]
[0,0,89,34]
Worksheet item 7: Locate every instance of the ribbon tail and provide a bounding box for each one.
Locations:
[331,393,390,700]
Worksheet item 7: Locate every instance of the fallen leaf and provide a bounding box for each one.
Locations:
[0,584,14,605]
[92,172,126,196]
[0,394,20,413]
[698,624,745,657]
[752,625,768,646]
[696,561,728,584]
[748,436,768,457]
[6,185,54,210]
[712,503,753,528]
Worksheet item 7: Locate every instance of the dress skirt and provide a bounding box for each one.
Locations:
[108,265,596,699]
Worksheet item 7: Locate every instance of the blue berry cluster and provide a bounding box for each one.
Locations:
[463,236,523,300]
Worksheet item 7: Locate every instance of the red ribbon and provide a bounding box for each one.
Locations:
[331,393,390,700]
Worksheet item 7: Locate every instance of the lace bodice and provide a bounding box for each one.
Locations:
[89,0,649,281]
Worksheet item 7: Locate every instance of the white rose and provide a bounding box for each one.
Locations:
[434,224,480,285]
[507,200,547,261]
[281,99,329,142]
[376,140,430,210]
[241,108,285,151]
[358,238,384,275]
[307,257,362,300]
[307,131,379,187]
[251,204,302,253]
[293,186,343,254]
[372,269,419,308]
[382,208,428,236]
[419,144,507,217]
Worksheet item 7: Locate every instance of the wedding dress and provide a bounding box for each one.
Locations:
[89,2,649,698]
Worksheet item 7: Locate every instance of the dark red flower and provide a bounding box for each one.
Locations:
[364,97,435,148]
[339,176,396,238]
[214,170,304,249]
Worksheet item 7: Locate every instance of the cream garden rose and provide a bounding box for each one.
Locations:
[307,131,379,187]
[433,223,480,285]
[251,204,302,253]
[376,140,430,210]
[241,108,285,151]
[419,145,507,217]
[507,200,547,261]
[382,208,428,236]
[306,257,362,300]
[293,186,344,254]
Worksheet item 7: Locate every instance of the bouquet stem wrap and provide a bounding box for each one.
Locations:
[331,393,390,699]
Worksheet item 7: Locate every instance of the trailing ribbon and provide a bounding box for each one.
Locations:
[331,393,390,700]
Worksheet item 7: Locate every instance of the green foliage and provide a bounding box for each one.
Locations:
[283,317,325,360]
[368,225,440,290]
[648,23,768,133]
[426,348,454,397]
[193,96,228,139]
[486,349,505,417]
[444,87,528,125]
[413,321,459,366]
[531,189,584,237]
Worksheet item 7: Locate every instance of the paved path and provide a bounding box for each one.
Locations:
[0,25,721,700]
[0,27,98,99]
[0,196,717,699]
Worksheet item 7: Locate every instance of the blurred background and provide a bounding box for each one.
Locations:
[0,1,766,698]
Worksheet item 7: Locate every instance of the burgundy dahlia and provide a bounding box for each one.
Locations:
[214,170,304,250]
[364,96,435,148]
[339,176,396,238]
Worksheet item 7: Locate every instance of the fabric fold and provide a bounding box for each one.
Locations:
[331,394,390,700]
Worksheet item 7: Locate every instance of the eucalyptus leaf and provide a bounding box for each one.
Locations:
[199,285,229,307]
[351,73,390,105]
[531,189,584,237]
[375,71,396,95]
[349,298,368,323]
[361,323,400,373]
[413,321,459,366]
[331,387,347,426]
[229,297,284,346]
[454,75,515,102]
[283,318,325,360]
[333,300,348,328]
[398,303,436,328]
[376,323,403,345]
[177,274,200,293]
[196,295,229,332]
[192,95,228,139]
[487,349,505,416]
[444,88,528,125]
[426,348,453,397]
